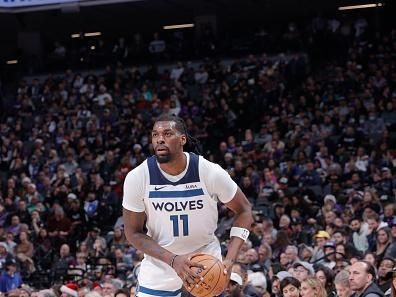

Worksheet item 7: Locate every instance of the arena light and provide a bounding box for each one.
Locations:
[6,60,18,65]
[90,46,96,50]
[84,32,102,37]
[163,23,194,30]
[338,3,383,10]
[71,33,81,38]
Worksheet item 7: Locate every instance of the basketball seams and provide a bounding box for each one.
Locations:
[211,262,225,296]
[200,261,223,297]
[186,254,227,297]
[188,258,217,294]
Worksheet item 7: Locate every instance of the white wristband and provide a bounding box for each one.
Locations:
[230,227,250,241]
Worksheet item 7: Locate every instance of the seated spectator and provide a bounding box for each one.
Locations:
[47,206,72,247]
[51,244,75,280]
[334,270,351,297]
[378,257,395,294]
[292,261,314,282]
[33,228,54,271]
[0,242,14,271]
[314,265,336,297]
[108,226,127,253]
[349,261,383,297]
[373,227,393,263]
[0,259,22,293]
[14,231,35,274]
[83,226,107,253]
[280,277,301,297]
[300,277,327,297]
[7,215,22,237]
[247,271,268,297]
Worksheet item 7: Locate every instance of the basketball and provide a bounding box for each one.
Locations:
[183,254,228,297]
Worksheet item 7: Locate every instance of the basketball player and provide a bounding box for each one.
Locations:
[123,114,253,297]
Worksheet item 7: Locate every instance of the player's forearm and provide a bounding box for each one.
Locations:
[225,210,253,262]
[224,237,245,264]
[127,232,174,265]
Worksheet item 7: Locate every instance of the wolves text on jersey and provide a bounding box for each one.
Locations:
[151,200,204,212]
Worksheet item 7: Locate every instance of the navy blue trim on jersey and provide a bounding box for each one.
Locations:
[138,286,182,296]
[148,153,200,186]
[149,189,204,198]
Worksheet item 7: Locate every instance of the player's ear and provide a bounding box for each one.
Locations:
[181,134,187,146]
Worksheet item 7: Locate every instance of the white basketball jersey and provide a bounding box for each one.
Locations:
[123,152,237,295]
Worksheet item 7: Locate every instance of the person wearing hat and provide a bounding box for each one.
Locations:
[232,263,261,297]
[321,240,337,269]
[292,261,314,282]
[311,231,330,264]
[60,283,78,297]
[224,272,244,297]
[82,226,107,252]
[377,167,394,203]
[290,217,310,246]
[0,259,22,293]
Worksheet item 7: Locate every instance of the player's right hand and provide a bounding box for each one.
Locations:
[172,254,205,289]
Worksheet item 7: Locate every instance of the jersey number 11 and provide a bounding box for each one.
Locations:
[170,214,189,236]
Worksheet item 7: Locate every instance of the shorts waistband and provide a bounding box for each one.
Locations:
[138,285,182,296]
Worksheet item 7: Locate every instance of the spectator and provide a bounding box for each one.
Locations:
[224,272,244,297]
[315,265,336,297]
[51,244,75,279]
[292,261,314,282]
[280,277,301,297]
[47,206,72,247]
[14,231,35,274]
[0,259,22,293]
[373,227,393,263]
[350,216,369,253]
[349,261,383,297]
[334,270,351,297]
[377,257,395,294]
[300,277,327,297]
[311,231,330,264]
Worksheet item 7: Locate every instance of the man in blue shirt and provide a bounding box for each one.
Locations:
[0,259,22,293]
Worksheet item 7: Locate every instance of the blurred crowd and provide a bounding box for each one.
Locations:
[0,12,395,297]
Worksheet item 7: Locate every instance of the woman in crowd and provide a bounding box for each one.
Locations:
[315,265,336,297]
[281,277,301,297]
[300,277,327,297]
[373,227,393,262]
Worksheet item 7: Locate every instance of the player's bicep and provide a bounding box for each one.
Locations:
[224,187,252,215]
[123,208,146,234]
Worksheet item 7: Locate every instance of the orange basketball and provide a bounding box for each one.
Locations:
[183,254,228,297]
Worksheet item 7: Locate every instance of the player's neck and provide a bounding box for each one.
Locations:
[159,152,187,176]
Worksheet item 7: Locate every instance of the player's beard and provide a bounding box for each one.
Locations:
[155,154,171,163]
[155,150,173,163]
